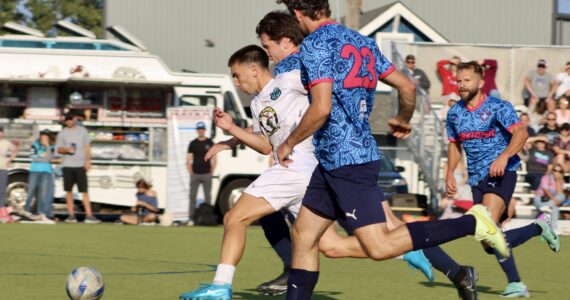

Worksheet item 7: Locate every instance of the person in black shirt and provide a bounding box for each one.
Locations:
[186,121,216,223]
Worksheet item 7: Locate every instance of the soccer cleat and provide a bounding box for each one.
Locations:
[403,250,434,282]
[536,218,560,253]
[451,265,478,300]
[501,282,529,298]
[466,204,510,258]
[179,283,232,300]
[256,267,289,296]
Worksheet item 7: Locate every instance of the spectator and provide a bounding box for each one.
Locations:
[0,127,18,223]
[24,130,57,221]
[553,62,570,100]
[120,179,158,225]
[520,113,536,137]
[556,96,570,126]
[479,59,500,98]
[551,123,570,171]
[56,113,100,223]
[528,100,547,132]
[538,112,560,142]
[437,56,460,103]
[522,140,552,192]
[403,55,430,92]
[186,121,216,225]
[534,164,566,232]
[523,59,555,106]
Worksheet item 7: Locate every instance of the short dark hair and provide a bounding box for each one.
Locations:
[520,112,529,118]
[256,10,304,46]
[405,54,415,61]
[457,61,484,78]
[277,0,331,20]
[227,45,270,69]
[136,179,152,190]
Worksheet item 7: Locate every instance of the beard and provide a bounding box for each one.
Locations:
[460,87,479,102]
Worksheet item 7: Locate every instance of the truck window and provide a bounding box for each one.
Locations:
[180,95,216,108]
[0,84,27,119]
[224,91,242,121]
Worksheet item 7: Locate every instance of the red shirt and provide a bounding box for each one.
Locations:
[481,59,498,95]
[437,60,459,96]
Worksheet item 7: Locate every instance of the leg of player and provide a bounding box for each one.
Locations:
[256,211,292,295]
[179,193,276,300]
[286,206,334,300]
[482,193,559,298]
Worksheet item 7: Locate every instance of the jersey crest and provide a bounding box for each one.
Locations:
[259,106,280,136]
[270,87,282,100]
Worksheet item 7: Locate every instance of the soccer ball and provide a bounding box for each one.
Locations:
[66,267,105,300]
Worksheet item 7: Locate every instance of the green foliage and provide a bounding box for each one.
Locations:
[0,0,25,26]
[25,0,103,37]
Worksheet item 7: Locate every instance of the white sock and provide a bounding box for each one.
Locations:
[213,264,236,285]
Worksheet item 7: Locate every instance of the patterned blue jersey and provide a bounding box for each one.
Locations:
[446,96,521,186]
[273,52,301,77]
[299,22,395,170]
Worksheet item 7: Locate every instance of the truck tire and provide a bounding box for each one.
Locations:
[218,178,253,215]
[7,173,29,208]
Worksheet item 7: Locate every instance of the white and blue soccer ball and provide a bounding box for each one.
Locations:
[66,267,105,300]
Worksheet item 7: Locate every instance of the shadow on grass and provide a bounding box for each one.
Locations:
[234,289,342,299]
[419,281,547,296]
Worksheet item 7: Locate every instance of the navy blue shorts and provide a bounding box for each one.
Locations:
[471,171,517,214]
[302,160,386,230]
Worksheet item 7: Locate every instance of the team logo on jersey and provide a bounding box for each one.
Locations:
[259,106,280,136]
[270,87,282,100]
[478,109,491,122]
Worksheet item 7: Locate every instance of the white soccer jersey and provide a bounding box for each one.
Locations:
[250,75,316,172]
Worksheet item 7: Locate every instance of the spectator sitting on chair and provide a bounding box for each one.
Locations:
[528,100,547,132]
[523,59,555,106]
[120,179,158,225]
[437,56,460,104]
[538,112,560,142]
[479,59,500,98]
[534,164,566,232]
[555,96,570,126]
[553,62,570,100]
[551,122,570,171]
[521,139,552,192]
[520,113,536,137]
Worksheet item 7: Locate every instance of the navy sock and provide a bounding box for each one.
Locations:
[423,247,461,279]
[494,248,521,283]
[504,223,541,248]
[259,211,292,267]
[406,215,476,250]
[286,269,319,300]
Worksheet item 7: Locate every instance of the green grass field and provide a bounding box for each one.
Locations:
[0,224,567,300]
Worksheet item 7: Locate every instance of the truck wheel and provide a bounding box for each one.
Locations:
[218,179,252,215]
[7,173,29,209]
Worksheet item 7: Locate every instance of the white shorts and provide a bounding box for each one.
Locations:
[243,164,313,217]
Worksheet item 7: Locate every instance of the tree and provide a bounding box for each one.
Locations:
[25,0,103,37]
[0,0,26,26]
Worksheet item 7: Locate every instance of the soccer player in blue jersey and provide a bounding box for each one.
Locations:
[275,1,509,299]
[445,61,560,297]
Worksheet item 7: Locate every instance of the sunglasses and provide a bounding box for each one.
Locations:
[554,169,563,173]
[547,118,556,121]
[406,61,415,64]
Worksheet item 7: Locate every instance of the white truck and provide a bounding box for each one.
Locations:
[0,25,267,220]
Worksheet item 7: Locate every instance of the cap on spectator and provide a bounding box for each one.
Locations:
[561,123,570,131]
[405,54,415,61]
[40,129,51,136]
[537,59,547,68]
[196,121,206,130]
[64,113,75,121]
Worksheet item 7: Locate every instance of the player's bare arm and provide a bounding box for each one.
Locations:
[204,126,254,161]
[489,124,528,177]
[381,70,416,139]
[446,141,462,197]
[277,82,332,166]
[215,108,272,155]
